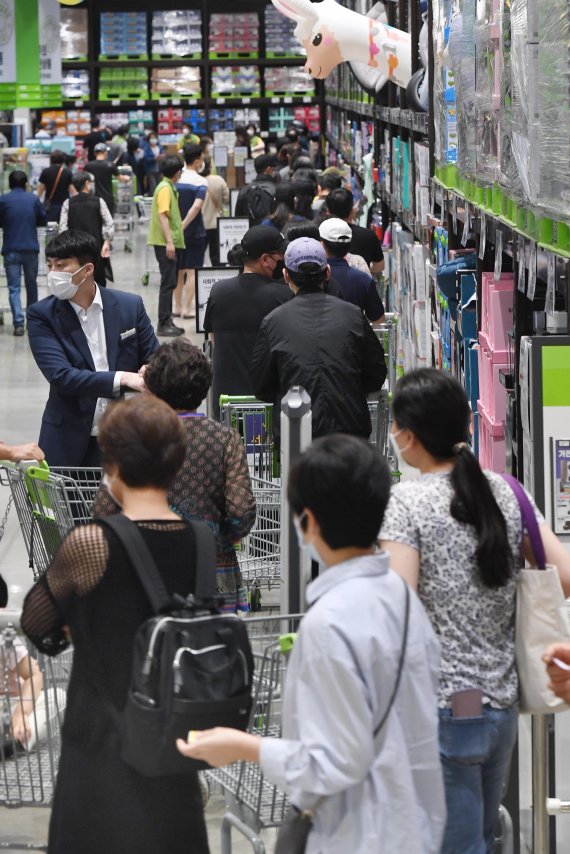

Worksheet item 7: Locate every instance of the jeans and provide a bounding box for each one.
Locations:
[439,704,518,854]
[154,245,178,325]
[4,250,39,327]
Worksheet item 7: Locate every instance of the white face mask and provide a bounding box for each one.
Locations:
[392,428,412,470]
[293,513,323,565]
[102,473,122,508]
[47,263,89,301]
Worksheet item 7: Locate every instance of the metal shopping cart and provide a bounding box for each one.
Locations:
[0,462,102,580]
[237,476,281,604]
[135,195,160,286]
[0,619,72,851]
[207,615,302,854]
[219,397,279,482]
[113,167,135,252]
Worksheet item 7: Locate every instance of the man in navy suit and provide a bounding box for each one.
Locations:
[27,230,159,466]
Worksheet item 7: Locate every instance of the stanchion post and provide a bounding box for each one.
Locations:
[203,340,213,419]
[280,386,312,615]
[532,713,551,854]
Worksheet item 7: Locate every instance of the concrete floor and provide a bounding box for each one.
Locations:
[0,225,277,853]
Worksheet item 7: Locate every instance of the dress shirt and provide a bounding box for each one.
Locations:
[69,286,122,435]
[259,553,446,854]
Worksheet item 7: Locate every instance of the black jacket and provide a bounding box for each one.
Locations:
[250,287,387,439]
[235,176,277,224]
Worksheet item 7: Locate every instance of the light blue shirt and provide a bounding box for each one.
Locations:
[260,553,446,853]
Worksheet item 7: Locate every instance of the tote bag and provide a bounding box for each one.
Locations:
[503,475,570,714]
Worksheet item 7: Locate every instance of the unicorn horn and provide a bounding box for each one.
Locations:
[271,0,319,42]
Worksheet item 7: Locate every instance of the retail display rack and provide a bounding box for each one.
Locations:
[50,0,324,139]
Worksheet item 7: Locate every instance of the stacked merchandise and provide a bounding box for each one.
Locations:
[157,108,185,136]
[99,68,149,102]
[62,70,90,101]
[209,108,260,132]
[61,8,88,61]
[414,142,431,226]
[269,105,320,135]
[391,227,431,374]
[129,110,155,136]
[39,110,90,138]
[211,67,261,99]
[326,106,373,166]
[150,68,201,100]
[264,5,306,57]
[208,14,259,58]
[151,10,202,59]
[183,109,207,135]
[432,0,458,167]
[100,12,148,59]
[264,68,315,97]
[327,63,375,106]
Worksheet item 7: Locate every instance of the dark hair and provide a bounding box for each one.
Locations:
[126,135,141,154]
[50,150,67,166]
[291,154,312,172]
[117,123,129,137]
[392,369,512,588]
[269,185,295,230]
[161,155,183,179]
[282,220,319,240]
[227,244,246,268]
[321,238,350,259]
[99,396,186,490]
[92,117,101,129]
[288,434,391,548]
[9,170,27,190]
[145,339,212,411]
[201,155,212,178]
[292,180,316,220]
[72,172,92,192]
[183,143,202,165]
[45,230,99,266]
[319,173,342,192]
[286,262,326,290]
[326,188,354,220]
[277,142,299,165]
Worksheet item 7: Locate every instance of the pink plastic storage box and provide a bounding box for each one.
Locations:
[480,273,514,353]
[477,339,508,422]
[477,400,506,473]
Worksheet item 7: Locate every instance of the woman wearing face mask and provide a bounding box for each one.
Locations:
[59,172,114,287]
[177,434,446,854]
[380,368,570,854]
[142,131,163,196]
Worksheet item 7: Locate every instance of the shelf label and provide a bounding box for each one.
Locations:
[545,253,556,317]
[112,99,120,106]
[450,193,457,233]
[75,100,84,108]
[218,98,226,104]
[528,243,537,301]
[172,98,181,106]
[479,212,486,260]
[303,96,311,103]
[271,97,280,104]
[517,238,526,293]
[137,99,145,107]
[242,97,251,104]
[493,229,503,279]
[461,205,470,247]
[159,99,167,106]
[284,97,293,104]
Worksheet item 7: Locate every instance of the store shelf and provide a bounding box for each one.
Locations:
[325,97,429,134]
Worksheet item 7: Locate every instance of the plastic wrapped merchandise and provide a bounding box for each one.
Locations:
[510,0,533,203]
[60,8,88,60]
[497,0,526,200]
[473,0,499,185]
[447,0,478,178]
[433,0,458,165]
[532,0,570,220]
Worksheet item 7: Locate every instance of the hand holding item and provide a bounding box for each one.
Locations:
[543,643,570,704]
[176,728,261,768]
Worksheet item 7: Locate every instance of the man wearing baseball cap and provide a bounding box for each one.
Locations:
[319,218,385,325]
[204,225,291,416]
[85,142,129,218]
[251,237,386,439]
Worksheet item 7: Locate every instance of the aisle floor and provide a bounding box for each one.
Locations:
[0,228,278,853]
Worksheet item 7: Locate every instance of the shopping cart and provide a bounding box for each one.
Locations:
[0,619,71,850]
[219,397,279,481]
[237,476,281,602]
[207,615,302,854]
[113,167,135,252]
[135,195,160,286]
[0,462,102,580]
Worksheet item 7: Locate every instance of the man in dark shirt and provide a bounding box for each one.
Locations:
[325,188,385,274]
[235,154,278,224]
[36,150,72,224]
[85,142,128,217]
[203,225,290,416]
[0,170,47,335]
[83,117,113,163]
[319,218,384,325]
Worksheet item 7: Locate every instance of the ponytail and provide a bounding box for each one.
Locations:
[449,445,513,588]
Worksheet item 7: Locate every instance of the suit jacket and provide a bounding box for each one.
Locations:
[27,288,159,466]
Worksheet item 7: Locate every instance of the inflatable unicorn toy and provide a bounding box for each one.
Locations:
[271,0,412,90]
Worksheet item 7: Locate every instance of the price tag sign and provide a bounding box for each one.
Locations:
[528,242,537,301]
[172,99,181,106]
[271,97,280,104]
[545,253,556,316]
[242,97,251,104]
[494,229,503,280]
[517,238,526,293]
[461,205,470,247]
[479,212,486,260]
[284,96,293,104]
[218,98,226,105]
[451,193,457,234]
[159,99,167,106]
[137,99,145,107]
[112,99,120,107]
[75,100,84,107]
[303,96,311,103]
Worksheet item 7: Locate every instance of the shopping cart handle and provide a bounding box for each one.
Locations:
[279,633,297,653]
[219,395,259,405]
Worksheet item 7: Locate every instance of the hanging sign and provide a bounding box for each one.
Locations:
[0,0,16,83]
[39,0,62,85]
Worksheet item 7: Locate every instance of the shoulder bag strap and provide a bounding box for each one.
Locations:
[98,515,171,613]
[501,474,546,569]
[373,577,411,737]
[47,165,64,203]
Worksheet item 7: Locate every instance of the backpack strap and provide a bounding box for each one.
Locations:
[192,519,218,599]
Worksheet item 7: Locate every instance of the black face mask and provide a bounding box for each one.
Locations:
[272,260,285,280]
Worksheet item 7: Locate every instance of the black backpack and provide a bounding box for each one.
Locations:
[96,515,254,777]
[240,182,274,224]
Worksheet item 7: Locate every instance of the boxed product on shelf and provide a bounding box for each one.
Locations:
[61,8,88,60]
[128,110,154,135]
[211,67,261,99]
[99,68,149,101]
[264,5,306,57]
[62,70,90,101]
[150,67,201,99]
[209,13,259,58]
[264,67,315,97]
[100,12,148,59]
[151,10,202,59]
[183,108,207,134]
[208,108,260,133]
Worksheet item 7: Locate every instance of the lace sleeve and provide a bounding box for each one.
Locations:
[223,430,257,542]
[21,523,110,654]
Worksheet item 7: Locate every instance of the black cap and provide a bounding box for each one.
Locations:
[241,226,288,259]
[254,153,279,174]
